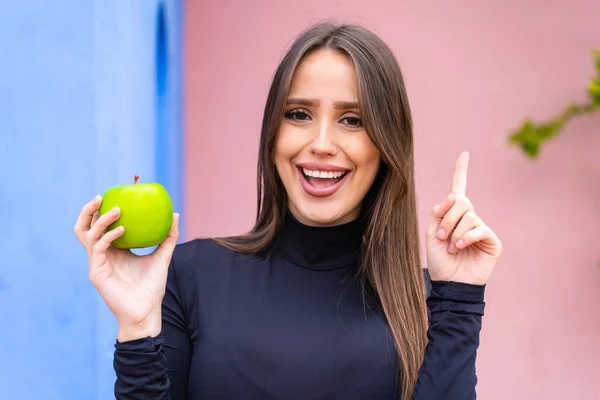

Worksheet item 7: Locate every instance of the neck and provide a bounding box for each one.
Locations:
[274,211,364,271]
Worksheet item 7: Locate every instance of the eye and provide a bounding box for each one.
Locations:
[340,114,362,128]
[284,109,312,122]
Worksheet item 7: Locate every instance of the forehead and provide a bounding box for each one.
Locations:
[288,49,358,100]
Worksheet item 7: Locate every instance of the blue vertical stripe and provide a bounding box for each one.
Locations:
[155,0,184,241]
[155,4,168,187]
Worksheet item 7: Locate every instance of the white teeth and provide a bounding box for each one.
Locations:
[302,168,346,179]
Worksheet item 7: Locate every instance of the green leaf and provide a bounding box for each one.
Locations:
[589,79,600,102]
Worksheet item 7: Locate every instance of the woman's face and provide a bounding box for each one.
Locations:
[275,49,381,227]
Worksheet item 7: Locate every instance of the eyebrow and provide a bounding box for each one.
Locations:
[286,98,360,110]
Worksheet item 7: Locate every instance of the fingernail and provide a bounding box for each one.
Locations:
[112,206,120,214]
[448,243,455,253]
[437,228,446,239]
[456,240,464,249]
[94,195,101,202]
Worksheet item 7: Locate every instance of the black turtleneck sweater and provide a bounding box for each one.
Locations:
[113,214,486,399]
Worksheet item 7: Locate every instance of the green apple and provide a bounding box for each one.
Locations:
[98,175,173,249]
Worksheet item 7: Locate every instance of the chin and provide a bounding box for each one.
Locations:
[290,200,359,227]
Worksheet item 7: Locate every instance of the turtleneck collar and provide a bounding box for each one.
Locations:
[274,211,364,271]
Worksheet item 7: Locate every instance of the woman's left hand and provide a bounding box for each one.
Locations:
[425,152,502,285]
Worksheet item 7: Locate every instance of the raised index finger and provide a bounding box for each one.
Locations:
[450,151,470,197]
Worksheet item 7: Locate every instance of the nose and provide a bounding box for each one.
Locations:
[309,121,337,156]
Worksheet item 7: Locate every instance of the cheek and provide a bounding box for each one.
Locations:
[343,134,380,176]
[274,127,304,172]
[274,129,292,165]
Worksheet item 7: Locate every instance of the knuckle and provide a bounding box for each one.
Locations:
[94,217,106,230]
[92,240,103,254]
[464,210,477,223]
[101,209,119,224]
[456,195,470,208]
[97,217,113,230]
[481,223,490,233]
[86,228,96,240]
[459,196,475,211]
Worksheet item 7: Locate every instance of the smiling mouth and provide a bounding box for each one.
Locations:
[299,167,347,188]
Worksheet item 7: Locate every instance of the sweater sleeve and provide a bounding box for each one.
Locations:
[411,279,486,400]
[113,257,192,400]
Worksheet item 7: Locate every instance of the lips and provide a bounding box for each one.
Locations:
[296,163,351,197]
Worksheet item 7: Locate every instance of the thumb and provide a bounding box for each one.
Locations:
[153,213,180,266]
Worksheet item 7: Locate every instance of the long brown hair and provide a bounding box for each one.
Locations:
[214,22,428,399]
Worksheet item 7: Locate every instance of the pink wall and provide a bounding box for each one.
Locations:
[184,1,600,398]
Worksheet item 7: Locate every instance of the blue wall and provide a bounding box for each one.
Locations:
[0,1,184,399]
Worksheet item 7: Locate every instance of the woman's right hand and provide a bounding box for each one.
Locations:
[73,195,180,342]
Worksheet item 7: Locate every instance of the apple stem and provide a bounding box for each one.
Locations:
[134,174,140,184]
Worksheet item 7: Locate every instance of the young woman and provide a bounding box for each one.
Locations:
[74,22,501,399]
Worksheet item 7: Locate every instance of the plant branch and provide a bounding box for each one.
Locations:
[509,49,600,158]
